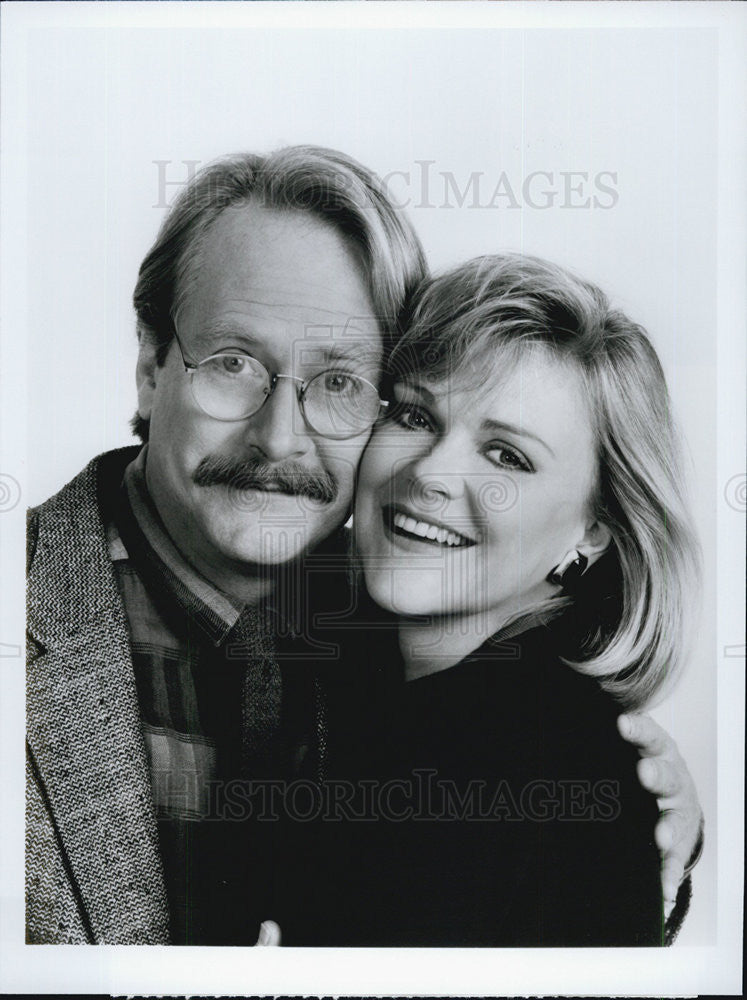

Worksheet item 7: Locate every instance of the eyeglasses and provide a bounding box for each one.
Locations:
[173,333,388,440]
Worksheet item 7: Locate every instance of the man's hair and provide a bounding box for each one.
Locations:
[132,145,428,440]
[389,253,700,710]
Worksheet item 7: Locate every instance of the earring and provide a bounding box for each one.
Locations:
[547,550,589,588]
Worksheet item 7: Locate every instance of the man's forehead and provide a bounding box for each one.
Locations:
[182,304,383,359]
[179,203,383,346]
[199,299,380,335]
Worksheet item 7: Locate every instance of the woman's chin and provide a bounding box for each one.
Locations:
[362,567,451,618]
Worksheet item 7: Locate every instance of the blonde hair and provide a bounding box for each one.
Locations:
[390,254,700,709]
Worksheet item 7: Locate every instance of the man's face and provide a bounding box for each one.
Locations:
[137,203,382,582]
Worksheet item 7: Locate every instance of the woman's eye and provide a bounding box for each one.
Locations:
[389,402,434,432]
[487,444,532,472]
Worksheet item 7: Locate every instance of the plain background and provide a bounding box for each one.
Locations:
[2,3,744,996]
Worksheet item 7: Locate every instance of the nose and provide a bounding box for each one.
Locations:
[406,435,465,503]
[242,376,312,463]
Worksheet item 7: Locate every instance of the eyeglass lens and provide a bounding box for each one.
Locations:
[191,354,381,438]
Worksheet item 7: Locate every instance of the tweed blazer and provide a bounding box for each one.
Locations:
[26,448,170,944]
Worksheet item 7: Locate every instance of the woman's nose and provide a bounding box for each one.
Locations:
[407,438,466,503]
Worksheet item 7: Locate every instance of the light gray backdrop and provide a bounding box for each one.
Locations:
[3,3,744,996]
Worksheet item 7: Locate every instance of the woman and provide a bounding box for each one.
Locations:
[278,253,700,946]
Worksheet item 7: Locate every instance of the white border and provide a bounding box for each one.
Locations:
[1,2,744,995]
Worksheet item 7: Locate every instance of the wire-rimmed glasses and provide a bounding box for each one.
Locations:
[173,333,388,440]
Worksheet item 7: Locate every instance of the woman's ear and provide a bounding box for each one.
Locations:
[135,326,160,422]
[576,519,613,569]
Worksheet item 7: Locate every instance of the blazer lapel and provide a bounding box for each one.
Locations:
[27,451,170,944]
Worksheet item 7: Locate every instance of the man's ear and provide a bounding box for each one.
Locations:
[576,518,613,570]
[135,325,161,422]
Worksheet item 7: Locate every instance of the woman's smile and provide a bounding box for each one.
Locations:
[382,503,477,549]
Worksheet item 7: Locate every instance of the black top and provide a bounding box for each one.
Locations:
[276,622,664,946]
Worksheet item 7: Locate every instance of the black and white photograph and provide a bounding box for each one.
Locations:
[1,2,744,995]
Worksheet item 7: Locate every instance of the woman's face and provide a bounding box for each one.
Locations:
[354,349,603,629]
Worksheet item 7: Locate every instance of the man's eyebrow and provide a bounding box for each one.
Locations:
[198,313,379,342]
[198,322,259,344]
[196,327,379,368]
[481,418,555,457]
[314,344,379,365]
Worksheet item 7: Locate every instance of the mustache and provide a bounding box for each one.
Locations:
[192,454,338,505]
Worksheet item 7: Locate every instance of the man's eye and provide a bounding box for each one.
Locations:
[219,355,247,374]
[389,402,434,432]
[486,443,532,472]
[323,372,357,394]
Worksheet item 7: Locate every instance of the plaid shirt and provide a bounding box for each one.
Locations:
[108,448,324,944]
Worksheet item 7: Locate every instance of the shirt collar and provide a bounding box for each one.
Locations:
[490,610,552,643]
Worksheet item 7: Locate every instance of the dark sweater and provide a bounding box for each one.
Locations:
[277,622,664,946]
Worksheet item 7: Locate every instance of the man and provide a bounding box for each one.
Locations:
[26,146,702,945]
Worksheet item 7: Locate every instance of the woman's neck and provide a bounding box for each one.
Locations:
[398,611,507,681]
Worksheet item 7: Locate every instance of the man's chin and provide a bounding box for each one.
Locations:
[220,521,331,568]
[196,489,346,566]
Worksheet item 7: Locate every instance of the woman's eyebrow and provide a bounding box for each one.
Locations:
[480,418,555,457]
[397,380,436,402]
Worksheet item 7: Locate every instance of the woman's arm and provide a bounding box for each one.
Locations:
[617,712,704,910]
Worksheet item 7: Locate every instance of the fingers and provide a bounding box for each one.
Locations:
[660,853,686,911]
[656,808,697,908]
[621,711,704,904]
[653,800,703,903]
[654,808,688,853]
[636,756,682,799]
[617,712,672,757]
[256,919,282,946]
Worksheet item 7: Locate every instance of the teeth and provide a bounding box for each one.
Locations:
[392,511,470,547]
